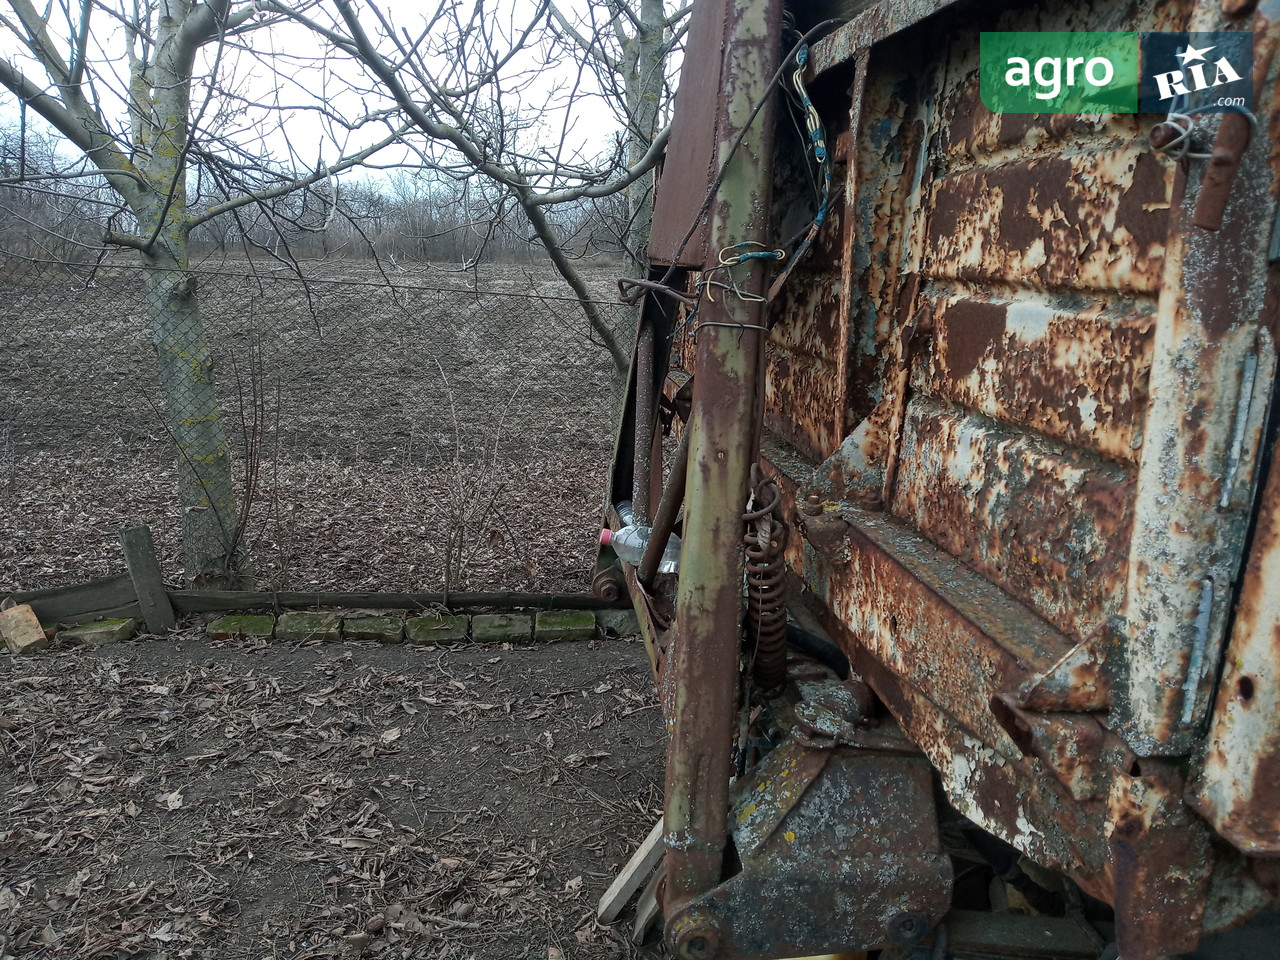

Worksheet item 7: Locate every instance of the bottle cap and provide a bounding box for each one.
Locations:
[600,528,613,545]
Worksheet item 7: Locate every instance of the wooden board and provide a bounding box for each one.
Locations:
[10,573,137,626]
[598,817,665,925]
[120,526,176,634]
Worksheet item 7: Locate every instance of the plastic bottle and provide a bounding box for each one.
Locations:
[602,502,681,573]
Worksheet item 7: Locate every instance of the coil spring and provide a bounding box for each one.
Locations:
[744,465,789,695]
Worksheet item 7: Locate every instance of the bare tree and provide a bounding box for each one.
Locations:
[274,0,689,373]
[0,0,404,584]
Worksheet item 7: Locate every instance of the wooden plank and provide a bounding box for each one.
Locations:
[10,573,137,626]
[944,909,1105,958]
[630,864,663,945]
[169,590,623,615]
[59,602,143,626]
[598,817,665,925]
[119,526,176,634]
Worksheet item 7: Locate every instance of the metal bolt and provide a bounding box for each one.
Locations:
[887,912,928,945]
[801,494,823,516]
[591,574,620,603]
[671,918,721,960]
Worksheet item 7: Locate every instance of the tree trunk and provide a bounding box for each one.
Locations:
[124,6,246,586]
[621,0,668,268]
[142,246,245,586]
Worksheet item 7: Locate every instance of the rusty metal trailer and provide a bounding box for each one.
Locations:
[599,0,1280,957]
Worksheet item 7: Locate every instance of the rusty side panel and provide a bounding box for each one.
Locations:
[1194,436,1280,852]
[883,19,1171,649]
[754,0,1278,944]
[890,397,1135,642]
[764,105,855,460]
[637,0,1280,952]
[914,287,1155,462]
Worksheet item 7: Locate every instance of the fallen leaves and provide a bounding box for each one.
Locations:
[155,789,184,810]
[0,634,662,959]
[0,264,622,599]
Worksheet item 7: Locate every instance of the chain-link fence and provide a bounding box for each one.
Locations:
[0,255,628,595]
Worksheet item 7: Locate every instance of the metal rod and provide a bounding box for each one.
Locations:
[633,316,656,525]
[649,414,664,520]
[639,427,690,586]
[1219,350,1258,509]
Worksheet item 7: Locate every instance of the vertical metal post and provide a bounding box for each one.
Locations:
[663,0,782,917]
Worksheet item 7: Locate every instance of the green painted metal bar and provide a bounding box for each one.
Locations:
[662,0,784,930]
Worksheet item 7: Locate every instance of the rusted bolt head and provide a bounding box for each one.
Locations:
[1148,121,1181,150]
[801,493,823,516]
[592,577,620,603]
[670,914,721,960]
[887,912,928,945]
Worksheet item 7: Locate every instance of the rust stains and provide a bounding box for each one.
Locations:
[890,398,1135,642]
[841,641,1113,899]
[801,506,1086,755]
[1109,765,1214,959]
[1193,436,1280,852]
[938,298,1005,377]
[924,150,1174,294]
[919,288,1155,462]
[646,0,724,266]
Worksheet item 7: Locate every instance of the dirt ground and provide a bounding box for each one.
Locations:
[0,628,664,960]
[0,258,627,596]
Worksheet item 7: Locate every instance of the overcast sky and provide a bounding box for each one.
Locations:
[0,0,638,184]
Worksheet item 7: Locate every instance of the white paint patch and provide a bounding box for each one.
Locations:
[1022,238,1047,271]
[1015,814,1043,844]
[1005,300,1054,342]
[1077,394,1099,432]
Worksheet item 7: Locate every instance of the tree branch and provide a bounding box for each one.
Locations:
[188,122,410,227]
[0,57,141,204]
[68,0,92,87]
[547,1,622,72]
[530,124,668,205]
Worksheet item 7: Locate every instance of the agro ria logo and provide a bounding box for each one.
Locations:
[979,31,1254,114]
